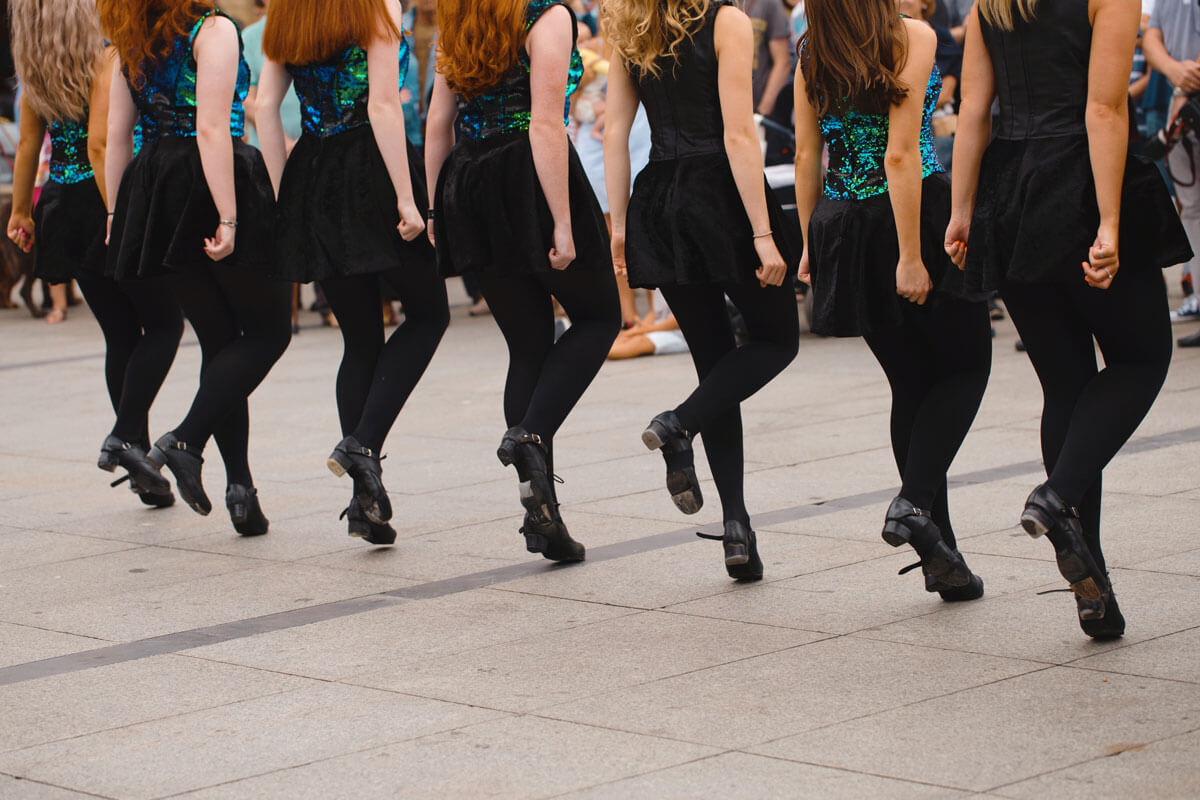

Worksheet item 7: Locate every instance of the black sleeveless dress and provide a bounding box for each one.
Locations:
[435,0,610,278]
[33,116,106,283]
[965,0,1190,291]
[625,0,797,289]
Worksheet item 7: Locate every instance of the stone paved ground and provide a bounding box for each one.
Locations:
[1,277,1198,799]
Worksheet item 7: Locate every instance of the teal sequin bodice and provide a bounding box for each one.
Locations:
[454,0,583,141]
[126,11,250,139]
[47,117,94,184]
[819,67,944,201]
[289,38,412,138]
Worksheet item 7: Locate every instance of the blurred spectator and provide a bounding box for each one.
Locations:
[607,290,687,360]
[404,0,438,119]
[740,0,792,165]
[787,1,807,64]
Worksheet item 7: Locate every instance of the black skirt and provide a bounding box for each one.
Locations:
[808,172,972,338]
[435,132,611,277]
[965,135,1192,293]
[274,126,436,282]
[107,137,276,280]
[625,152,799,289]
[33,179,106,283]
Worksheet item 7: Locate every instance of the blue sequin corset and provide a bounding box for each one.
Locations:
[289,38,412,138]
[454,0,583,141]
[819,67,944,201]
[126,11,250,139]
[47,117,94,184]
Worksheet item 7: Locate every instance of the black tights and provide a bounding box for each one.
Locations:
[662,280,800,526]
[479,268,621,472]
[171,265,292,487]
[76,275,184,448]
[1002,271,1172,573]
[864,297,993,550]
[321,268,449,451]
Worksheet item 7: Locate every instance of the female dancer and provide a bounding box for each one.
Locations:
[604,0,800,580]
[258,0,449,545]
[948,0,1191,636]
[7,0,182,508]
[793,0,991,599]
[427,0,621,562]
[100,0,293,535]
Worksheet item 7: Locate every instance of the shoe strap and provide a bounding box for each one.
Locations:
[897,561,923,576]
[695,531,724,541]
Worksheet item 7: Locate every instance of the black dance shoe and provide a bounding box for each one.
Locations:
[641,411,703,515]
[226,484,269,536]
[151,432,211,516]
[497,427,559,520]
[1078,588,1125,640]
[327,436,391,524]
[901,559,985,601]
[99,436,172,497]
[1020,483,1112,616]
[882,497,972,588]
[520,509,586,563]
[697,520,763,581]
[340,496,397,546]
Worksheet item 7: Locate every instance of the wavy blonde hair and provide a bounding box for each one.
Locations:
[977,0,1040,30]
[9,0,105,122]
[601,0,712,77]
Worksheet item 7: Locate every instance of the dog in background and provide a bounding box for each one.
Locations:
[0,199,41,317]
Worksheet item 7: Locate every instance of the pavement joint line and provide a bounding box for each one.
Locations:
[1,424,1197,690]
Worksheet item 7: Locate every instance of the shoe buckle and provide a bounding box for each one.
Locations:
[121,441,132,451]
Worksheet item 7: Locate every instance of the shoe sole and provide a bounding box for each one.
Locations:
[882,521,970,587]
[646,426,704,515]
[1021,507,1106,603]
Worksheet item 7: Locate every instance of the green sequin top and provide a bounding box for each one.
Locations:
[47,117,94,184]
[289,38,413,138]
[818,66,944,201]
[125,11,250,139]
[454,0,583,141]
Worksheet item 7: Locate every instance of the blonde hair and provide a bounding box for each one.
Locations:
[9,0,105,122]
[601,0,712,78]
[977,0,1040,30]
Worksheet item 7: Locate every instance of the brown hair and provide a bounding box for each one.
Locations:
[97,0,215,88]
[262,0,402,66]
[799,0,909,117]
[601,0,711,78]
[436,0,528,98]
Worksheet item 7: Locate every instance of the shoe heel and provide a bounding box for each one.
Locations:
[724,544,749,567]
[1020,506,1051,539]
[97,451,119,472]
[881,520,911,548]
[229,502,248,525]
[496,440,516,467]
[326,452,350,478]
[641,423,666,451]
[524,530,548,554]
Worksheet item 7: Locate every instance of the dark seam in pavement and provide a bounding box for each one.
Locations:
[0,425,1196,688]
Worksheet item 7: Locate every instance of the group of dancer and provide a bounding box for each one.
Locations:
[5,0,1186,640]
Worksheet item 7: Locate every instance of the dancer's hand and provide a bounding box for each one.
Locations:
[549,225,575,271]
[754,237,787,287]
[6,213,34,253]
[204,223,236,261]
[944,217,970,269]
[896,257,932,305]
[797,248,812,286]
[1082,228,1119,290]
[397,201,426,242]
[611,231,627,276]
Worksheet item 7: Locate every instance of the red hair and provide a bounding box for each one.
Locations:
[262,0,402,65]
[97,0,215,88]
[437,0,527,98]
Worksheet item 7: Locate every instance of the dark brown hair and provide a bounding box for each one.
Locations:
[799,0,909,117]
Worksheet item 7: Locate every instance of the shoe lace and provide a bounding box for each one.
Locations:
[897,561,923,576]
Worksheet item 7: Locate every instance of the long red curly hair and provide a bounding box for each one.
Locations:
[97,0,215,88]
[437,0,527,97]
[262,0,402,66]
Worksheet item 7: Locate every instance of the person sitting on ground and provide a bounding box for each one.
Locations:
[607,289,688,359]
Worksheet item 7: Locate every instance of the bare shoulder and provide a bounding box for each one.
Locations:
[529,2,574,35]
[196,12,239,49]
[901,17,937,49]
[714,2,753,49]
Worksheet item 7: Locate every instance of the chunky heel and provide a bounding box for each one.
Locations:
[226,484,268,536]
[641,423,666,451]
[881,520,911,548]
[97,450,119,472]
[698,521,762,580]
[326,454,349,478]
[1019,505,1052,539]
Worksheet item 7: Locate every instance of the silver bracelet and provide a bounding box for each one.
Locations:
[219,219,238,229]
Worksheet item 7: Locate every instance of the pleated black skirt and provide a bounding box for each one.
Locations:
[965,135,1191,293]
[107,137,276,280]
[807,172,973,337]
[33,179,106,283]
[435,131,611,277]
[625,152,799,289]
[274,126,436,282]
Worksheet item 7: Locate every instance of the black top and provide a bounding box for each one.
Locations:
[981,0,1090,139]
[632,0,732,161]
